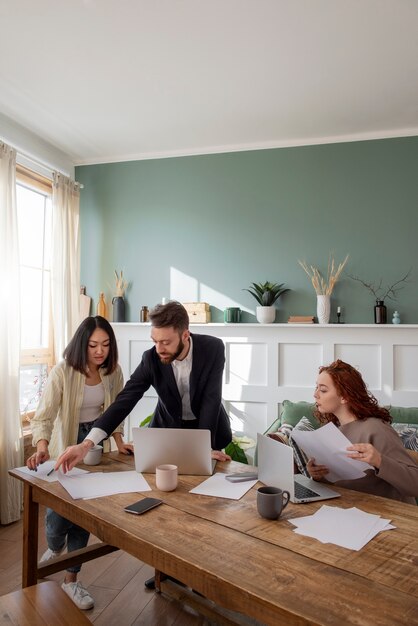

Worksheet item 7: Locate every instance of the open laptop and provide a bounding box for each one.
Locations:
[132,427,216,475]
[257,433,340,504]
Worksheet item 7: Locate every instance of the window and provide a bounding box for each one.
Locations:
[16,166,54,423]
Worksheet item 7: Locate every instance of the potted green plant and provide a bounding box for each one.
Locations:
[244,281,290,323]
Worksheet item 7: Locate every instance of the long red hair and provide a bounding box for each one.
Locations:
[314,359,392,426]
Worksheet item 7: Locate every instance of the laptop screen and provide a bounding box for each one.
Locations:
[132,427,214,475]
[257,433,295,497]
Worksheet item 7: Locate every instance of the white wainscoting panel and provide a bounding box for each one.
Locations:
[224,400,267,440]
[393,345,418,392]
[279,343,323,388]
[226,342,267,386]
[335,344,381,391]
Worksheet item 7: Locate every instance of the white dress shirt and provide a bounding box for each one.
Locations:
[171,335,196,421]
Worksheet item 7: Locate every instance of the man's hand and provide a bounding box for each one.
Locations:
[211,450,231,462]
[347,443,381,469]
[116,442,134,455]
[55,440,94,473]
[307,458,329,481]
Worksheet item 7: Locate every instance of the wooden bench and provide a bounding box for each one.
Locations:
[0,580,91,625]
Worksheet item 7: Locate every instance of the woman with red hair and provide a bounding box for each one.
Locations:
[308,359,418,504]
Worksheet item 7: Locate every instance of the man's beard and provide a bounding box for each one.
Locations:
[159,338,185,364]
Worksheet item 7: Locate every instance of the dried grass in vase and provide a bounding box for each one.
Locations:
[114,270,128,297]
[298,254,349,296]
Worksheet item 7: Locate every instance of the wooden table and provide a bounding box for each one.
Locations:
[10,455,418,626]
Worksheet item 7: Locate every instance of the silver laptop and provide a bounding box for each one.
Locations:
[257,433,340,504]
[132,427,216,475]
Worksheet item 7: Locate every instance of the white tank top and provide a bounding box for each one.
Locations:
[79,382,105,424]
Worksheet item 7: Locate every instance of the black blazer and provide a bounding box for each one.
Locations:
[95,333,232,450]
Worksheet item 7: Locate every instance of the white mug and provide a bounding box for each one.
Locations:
[83,444,103,466]
[156,464,178,491]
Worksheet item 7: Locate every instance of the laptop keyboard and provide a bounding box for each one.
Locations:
[294,482,320,500]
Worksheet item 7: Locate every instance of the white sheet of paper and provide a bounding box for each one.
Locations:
[290,505,395,550]
[291,422,373,482]
[57,470,151,499]
[189,472,257,499]
[13,461,88,482]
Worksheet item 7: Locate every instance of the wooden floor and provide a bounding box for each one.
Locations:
[0,506,215,625]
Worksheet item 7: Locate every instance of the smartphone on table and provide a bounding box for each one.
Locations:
[124,497,163,515]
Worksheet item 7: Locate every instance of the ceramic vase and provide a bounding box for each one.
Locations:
[392,310,400,324]
[316,295,331,324]
[256,306,276,324]
[112,296,125,322]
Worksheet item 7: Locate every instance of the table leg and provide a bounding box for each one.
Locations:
[154,570,163,593]
[22,482,39,587]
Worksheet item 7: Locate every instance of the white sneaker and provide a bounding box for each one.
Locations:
[61,581,94,610]
[40,541,67,562]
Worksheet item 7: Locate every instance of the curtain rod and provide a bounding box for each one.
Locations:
[2,138,84,188]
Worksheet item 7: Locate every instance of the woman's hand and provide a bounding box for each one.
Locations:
[26,448,50,471]
[211,450,231,462]
[307,458,329,481]
[27,439,50,470]
[346,443,381,469]
[116,442,134,455]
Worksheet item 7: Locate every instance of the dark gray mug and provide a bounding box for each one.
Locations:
[257,486,290,520]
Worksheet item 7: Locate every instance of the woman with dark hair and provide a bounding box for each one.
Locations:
[27,315,132,609]
[308,359,418,504]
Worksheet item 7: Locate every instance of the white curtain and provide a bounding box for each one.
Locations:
[51,173,81,360]
[0,142,23,524]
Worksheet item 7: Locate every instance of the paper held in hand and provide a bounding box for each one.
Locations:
[290,422,373,482]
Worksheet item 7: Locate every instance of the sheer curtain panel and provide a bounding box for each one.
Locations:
[51,173,81,360]
[0,142,23,524]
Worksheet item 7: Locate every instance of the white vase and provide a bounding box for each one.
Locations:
[317,295,331,324]
[256,306,276,324]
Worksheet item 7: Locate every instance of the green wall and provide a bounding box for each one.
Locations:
[76,137,418,324]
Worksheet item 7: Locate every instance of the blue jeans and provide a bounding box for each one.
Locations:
[45,421,101,573]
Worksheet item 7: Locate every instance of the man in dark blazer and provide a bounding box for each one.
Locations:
[55,301,232,472]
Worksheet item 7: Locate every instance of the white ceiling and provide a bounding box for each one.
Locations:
[1,0,418,166]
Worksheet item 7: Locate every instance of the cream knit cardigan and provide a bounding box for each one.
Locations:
[31,360,124,458]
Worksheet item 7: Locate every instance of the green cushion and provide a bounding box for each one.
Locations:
[387,406,418,426]
[280,400,319,429]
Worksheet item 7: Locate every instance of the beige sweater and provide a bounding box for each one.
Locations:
[337,418,418,505]
[31,361,124,458]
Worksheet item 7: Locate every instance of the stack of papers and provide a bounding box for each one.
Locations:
[14,461,88,482]
[15,463,151,499]
[290,422,373,482]
[58,471,151,499]
[189,473,257,499]
[290,505,395,550]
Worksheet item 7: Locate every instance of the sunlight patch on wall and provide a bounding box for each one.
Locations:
[170,267,252,312]
[225,343,267,386]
